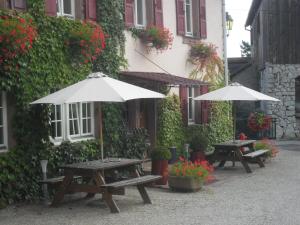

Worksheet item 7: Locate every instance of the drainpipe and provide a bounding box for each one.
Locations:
[222,0,229,86]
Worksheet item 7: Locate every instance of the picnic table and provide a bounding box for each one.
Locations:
[213,140,268,173]
[49,158,161,213]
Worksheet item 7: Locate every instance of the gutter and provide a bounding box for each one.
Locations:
[222,0,229,86]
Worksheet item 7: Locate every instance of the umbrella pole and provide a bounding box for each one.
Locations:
[99,103,104,161]
[232,101,236,142]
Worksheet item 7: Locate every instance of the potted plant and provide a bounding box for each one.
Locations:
[151,147,171,185]
[254,138,279,161]
[169,157,213,192]
[139,25,173,52]
[247,112,272,132]
[189,133,208,163]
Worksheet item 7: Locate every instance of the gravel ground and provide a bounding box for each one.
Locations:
[1,140,300,225]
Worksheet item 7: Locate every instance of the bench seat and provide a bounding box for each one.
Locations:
[243,149,269,158]
[39,175,81,185]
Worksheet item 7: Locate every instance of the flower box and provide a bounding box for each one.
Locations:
[168,176,203,192]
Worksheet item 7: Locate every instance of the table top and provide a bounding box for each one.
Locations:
[61,158,143,171]
[213,140,256,148]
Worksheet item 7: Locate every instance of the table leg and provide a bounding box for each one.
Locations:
[51,173,74,207]
[235,149,252,173]
[256,157,265,168]
[103,190,120,213]
[137,185,151,204]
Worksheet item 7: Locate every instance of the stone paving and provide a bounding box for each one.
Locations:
[0,140,300,225]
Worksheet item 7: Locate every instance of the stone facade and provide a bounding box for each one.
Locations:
[262,63,300,138]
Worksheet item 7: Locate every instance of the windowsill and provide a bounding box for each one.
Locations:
[0,146,8,154]
[188,121,195,125]
[182,36,203,45]
[50,136,95,146]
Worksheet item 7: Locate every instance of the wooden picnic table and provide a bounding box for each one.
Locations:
[213,140,267,173]
[50,158,161,213]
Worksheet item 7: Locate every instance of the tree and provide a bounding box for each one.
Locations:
[240,41,251,57]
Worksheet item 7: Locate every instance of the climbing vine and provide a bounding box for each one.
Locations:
[0,0,126,207]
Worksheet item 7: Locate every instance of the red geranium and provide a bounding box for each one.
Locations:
[248,112,272,132]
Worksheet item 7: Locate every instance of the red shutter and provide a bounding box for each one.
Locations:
[179,85,188,126]
[176,0,185,35]
[199,0,207,38]
[86,0,97,21]
[194,87,202,124]
[124,0,134,27]
[45,0,57,16]
[154,0,163,27]
[13,0,26,10]
[201,85,209,124]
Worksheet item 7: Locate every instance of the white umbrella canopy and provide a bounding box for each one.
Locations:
[194,82,280,141]
[31,72,165,160]
[194,82,280,101]
[31,72,165,104]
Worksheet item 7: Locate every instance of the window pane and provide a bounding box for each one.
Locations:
[189,87,193,97]
[189,99,193,119]
[57,122,62,137]
[87,103,91,117]
[69,104,72,118]
[56,105,61,120]
[83,119,87,134]
[63,0,72,14]
[72,104,77,118]
[74,120,79,134]
[51,105,55,120]
[0,108,3,125]
[186,4,191,33]
[87,119,91,133]
[0,127,3,145]
[82,103,87,118]
[69,120,74,135]
[136,0,144,25]
[51,122,56,138]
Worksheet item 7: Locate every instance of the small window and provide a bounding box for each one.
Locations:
[81,102,93,135]
[135,0,146,27]
[185,0,193,36]
[0,92,7,150]
[57,0,74,18]
[187,87,195,123]
[50,105,63,140]
[69,103,80,136]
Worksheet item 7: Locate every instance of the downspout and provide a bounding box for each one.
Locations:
[222,0,229,86]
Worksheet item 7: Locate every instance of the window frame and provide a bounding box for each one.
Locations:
[50,104,64,142]
[0,92,8,151]
[184,0,193,37]
[187,87,195,123]
[57,0,75,19]
[134,0,146,28]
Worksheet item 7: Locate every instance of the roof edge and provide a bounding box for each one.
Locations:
[245,0,263,27]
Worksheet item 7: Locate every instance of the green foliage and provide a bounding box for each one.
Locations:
[151,147,171,160]
[0,0,126,206]
[157,95,184,149]
[185,126,208,152]
[240,40,251,57]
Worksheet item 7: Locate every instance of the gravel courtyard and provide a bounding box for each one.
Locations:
[1,141,300,225]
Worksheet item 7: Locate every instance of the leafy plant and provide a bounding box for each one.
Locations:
[151,147,171,160]
[248,112,272,132]
[254,139,279,158]
[157,95,184,150]
[170,157,213,182]
[240,40,251,57]
[189,133,208,152]
[139,25,173,52]
[188,42,223,83]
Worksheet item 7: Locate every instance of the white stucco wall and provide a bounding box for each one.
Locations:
[124,0,224,79]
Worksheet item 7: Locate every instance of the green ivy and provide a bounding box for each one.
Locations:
[0,0,126,207]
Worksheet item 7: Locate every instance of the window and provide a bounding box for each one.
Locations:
[57,0,74,18]
[135,0,146,27]
[0,92,7,150]
[50,102,94,144]
[185,0,193,36]
[187,87,195,122]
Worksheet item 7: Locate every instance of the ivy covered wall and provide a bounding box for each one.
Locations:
[0,0,127,207]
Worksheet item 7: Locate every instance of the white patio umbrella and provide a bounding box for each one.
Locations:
[194,82,280,140]
[31,72,165,160]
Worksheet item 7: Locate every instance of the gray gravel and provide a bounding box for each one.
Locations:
[1,140,300,225]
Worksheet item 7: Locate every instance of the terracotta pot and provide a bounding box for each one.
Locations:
[151,160,168,185]
[190,151,205,163]
[168,176,203,192]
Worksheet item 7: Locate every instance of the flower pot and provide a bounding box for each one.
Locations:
[151,159,168,185]
[190,151,205,163]
[168,176,203,192]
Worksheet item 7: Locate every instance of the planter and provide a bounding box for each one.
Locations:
[151,159,168,185]
[168,176,203,192]
[190,151,205,163]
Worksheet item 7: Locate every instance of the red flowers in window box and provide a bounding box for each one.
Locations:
[67,20,106,64]
[247,112,272,132]
[0,14,37,65]
[140,25,173,52]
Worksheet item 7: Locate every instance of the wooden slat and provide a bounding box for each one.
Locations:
[243,149,269,158]
[38,176,81,184]
[101,175,161,190]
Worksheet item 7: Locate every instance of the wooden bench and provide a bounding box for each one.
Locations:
[101,175,161,213]
[243,149,269,158]
[39,176,81,186]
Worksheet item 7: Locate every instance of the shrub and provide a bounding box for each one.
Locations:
[254,139,279,158]
[151,147,171,160]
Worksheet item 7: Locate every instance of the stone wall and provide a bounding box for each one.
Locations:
[262,63,300,138]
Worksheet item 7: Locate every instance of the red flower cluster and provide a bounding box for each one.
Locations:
[141,25,173,52]
[67,20,105,64]
[0,15,37,64]
[170,157,214,182]
[248,112,272,132]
